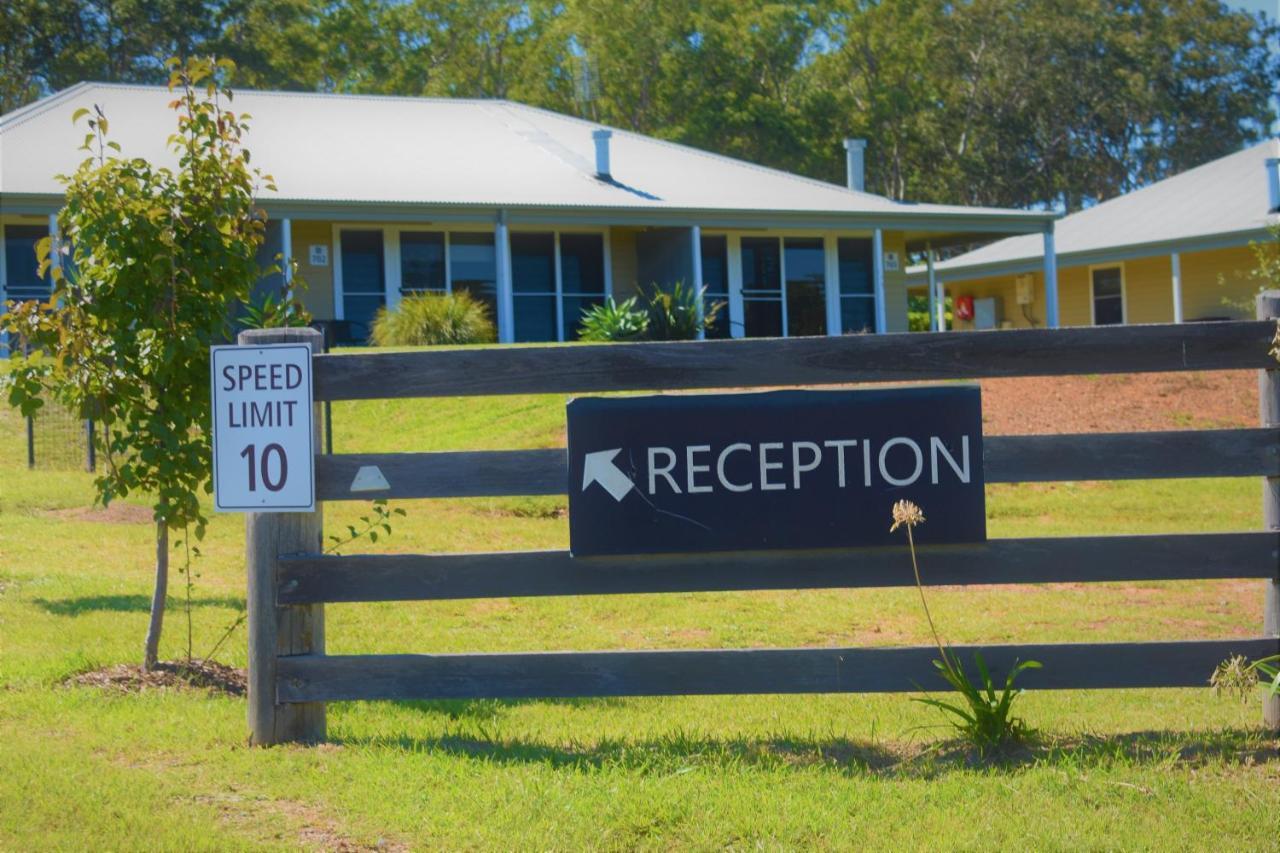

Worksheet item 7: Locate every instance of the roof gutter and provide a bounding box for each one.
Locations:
[2,190,1058,234]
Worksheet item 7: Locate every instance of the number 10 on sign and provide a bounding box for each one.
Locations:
[210,344,315,512]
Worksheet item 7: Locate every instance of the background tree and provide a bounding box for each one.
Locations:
[1,57,273,670]
[1,1,1276,209]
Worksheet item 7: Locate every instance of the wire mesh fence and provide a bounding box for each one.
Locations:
[25,403,94,471]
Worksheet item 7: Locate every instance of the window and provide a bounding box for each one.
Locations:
[783,237,826,337]
[399,232,445,294]
[334,226,607,344]
[3,224,51,303]
[700,235,730,339]
[448,233,498,321]
[740,236,782,337]
[338,229,385,343]
[559,233,606,341]
[1091,267,1124,326]
[837,238,875,334]
[511,232,557,342]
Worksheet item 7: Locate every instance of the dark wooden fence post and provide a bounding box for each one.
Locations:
[1256,291,1280,730]
[241,326,326,745]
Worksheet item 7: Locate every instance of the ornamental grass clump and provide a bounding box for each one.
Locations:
[370,291,496,347]
[891,500,1040,754]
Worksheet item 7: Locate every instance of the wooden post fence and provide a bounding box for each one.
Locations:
[1257,292,1280,729]
[242,312,1280,745]
[242,326,326,745]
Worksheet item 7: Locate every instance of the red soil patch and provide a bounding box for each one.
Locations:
[976,370,1255,435]
[709,370,1255,436]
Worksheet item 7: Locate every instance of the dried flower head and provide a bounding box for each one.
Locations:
[1211,654,1258,702]
[890,500,925,532]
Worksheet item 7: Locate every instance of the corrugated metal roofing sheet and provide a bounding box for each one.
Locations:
[928,138,1280,277]
[1,83,1048,225]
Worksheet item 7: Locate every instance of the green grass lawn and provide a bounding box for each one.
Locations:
[1,387,1277,849]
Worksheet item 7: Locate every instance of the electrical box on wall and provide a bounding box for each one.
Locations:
[1015,276,1034,305]
[974,297,1003,330]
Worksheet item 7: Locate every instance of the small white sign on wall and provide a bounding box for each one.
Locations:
[884,251,900,272]
[210,344,315,512]
[309,244,329,267]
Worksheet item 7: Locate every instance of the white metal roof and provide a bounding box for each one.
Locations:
[1,83,1050,230]
[919,137,1280,281]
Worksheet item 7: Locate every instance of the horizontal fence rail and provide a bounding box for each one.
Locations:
[313,321,1274,401]
[275,638,1280,703]
[278,532,1280,605]
[237,316,1280,743]
[314,428,1280,501]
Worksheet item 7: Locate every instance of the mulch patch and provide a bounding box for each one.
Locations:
[69,660,246,696]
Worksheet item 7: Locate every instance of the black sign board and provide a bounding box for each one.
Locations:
[566,387,985,557]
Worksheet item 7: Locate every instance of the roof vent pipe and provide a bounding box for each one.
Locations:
[593,129,612,180]
[1267,154,1280,213]
[843,138,867,192]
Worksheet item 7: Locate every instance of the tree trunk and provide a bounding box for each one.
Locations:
[143,522,168,671]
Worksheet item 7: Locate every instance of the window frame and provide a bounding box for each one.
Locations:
[1,221,55,304]
[1089,263,1127,326]
[332,222,610,344]
[702,229,880,339]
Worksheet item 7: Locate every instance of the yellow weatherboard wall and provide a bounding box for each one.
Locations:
[937,243,1267,330]
[292,220,334,321]
[882,231,909,333]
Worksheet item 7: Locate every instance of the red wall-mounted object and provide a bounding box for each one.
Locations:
[954,295,975,321]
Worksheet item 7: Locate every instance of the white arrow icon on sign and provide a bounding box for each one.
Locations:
[582,448,635,502]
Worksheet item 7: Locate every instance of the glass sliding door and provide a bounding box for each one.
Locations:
[448,233,498,323]
[399,231,445,295]
[511,232,557,342]
[700,235,730,338]
[740,237,783,338]
[783,237,826,337]
[339,229,385,343]
[559,233,605,341]
[837,238,875,334]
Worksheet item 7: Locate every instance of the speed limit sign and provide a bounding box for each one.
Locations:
[210,343,315,512]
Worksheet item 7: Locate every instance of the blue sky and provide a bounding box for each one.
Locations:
[1229,0,1277,16]
[1229,0,1279,134]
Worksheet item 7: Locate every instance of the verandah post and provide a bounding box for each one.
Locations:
[1256,291,1280,730]
[241,325,326,745]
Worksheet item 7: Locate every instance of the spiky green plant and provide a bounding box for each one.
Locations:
[641,281,723,341]
[891,500,1040,754]
[577,296,649,341]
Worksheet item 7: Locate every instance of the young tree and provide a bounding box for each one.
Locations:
[1,57,274,670]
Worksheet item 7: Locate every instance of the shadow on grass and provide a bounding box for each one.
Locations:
[333,703,1280,777]
[33,594,244,616]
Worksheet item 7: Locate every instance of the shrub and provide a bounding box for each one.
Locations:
[370,292,496,346]
[578,296,649,342]
[578,282,724,342]
[891,500,1040,754]
[642,281,724,341]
